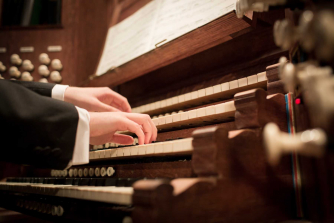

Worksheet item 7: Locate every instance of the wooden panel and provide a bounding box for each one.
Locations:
[121,27,287,108]
[82,12,254,87]
[0,0,115,86]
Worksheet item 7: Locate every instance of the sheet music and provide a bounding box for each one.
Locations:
[150,0,236,48]
[96,0,236,76]
[96,1,158,76]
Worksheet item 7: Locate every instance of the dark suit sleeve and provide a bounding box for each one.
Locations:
[0,80,78,169]
[8,80,56,97]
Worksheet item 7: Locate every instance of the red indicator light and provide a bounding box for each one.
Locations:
[295,98,301,104]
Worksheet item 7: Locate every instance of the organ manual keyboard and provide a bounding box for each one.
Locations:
[3,0,333,222]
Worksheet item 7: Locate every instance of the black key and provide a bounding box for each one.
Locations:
[46,178,55,184]
[79,178,90,186]
[116,178,127,187]
[64,178,73,185]
[89,178,97,186]
[96,178,106,186]
[72,178,80,185]
[104,178,117,186]
[36,178,44,184]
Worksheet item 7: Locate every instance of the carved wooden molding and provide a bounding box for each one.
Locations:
[234,88,288,131]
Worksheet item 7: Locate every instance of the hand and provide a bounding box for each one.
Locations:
[89,112,157,145]
[64,87,131,112]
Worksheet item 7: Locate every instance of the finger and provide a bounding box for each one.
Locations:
[112,134,134,145]
[108,92,131,113]
[90,133,134,145]
[93,100,121,112]
[90,134,113,145]
[123,113,153,144]
[120,118,145,145]
[148,117,158,142]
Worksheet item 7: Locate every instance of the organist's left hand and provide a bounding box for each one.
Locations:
[64,87,131,113]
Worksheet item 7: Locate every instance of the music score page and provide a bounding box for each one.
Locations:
[96,0,236,76]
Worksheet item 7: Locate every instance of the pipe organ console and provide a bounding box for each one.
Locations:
[1,0,334,222]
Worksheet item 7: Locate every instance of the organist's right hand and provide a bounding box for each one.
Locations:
[89,112,157,146]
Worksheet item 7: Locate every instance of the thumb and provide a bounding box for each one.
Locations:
[112,134,134,145]
[90,134,134,145]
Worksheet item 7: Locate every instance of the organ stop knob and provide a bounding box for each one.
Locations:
[50,71,62,83]
[39,53,51,65]
[10,54,22,66]
[21,71,33,81]
[39,78,48,83]
[51,59,63,70]
[264,122,327,166]
[22,60,34,71]
[38,65,50,77]
[0,62,6,72]
[9,66,21,78]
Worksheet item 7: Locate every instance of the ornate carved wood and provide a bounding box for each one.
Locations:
[234,88,288,131]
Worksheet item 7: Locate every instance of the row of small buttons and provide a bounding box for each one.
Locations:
[51,167,115,178]
[16,199,64,216]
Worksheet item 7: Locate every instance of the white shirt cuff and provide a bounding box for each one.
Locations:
[68,106,90,166]
[51,84,69,101]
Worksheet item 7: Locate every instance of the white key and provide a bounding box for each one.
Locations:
[178,94,185,103]
[154,101,161,110]
[166,98,173,106]
[138,145,146,155]
[172,96,179,105]
[257,71,267,82]
[221,82,229,91]
[146,144,155,154]
[116,148,124,157]
[213,84,222,93]
[163,142,173,153]
[198,89,206,98]
[130,146,139,156]
[153,118,159,126]
[191,91,198,100]
[247,74,258,85]
[123,147,131,156]
[172,113,181,122]
[225,101,236,112]
[154,143,164,154]
[184,92,192,101]
[238,77,248,87]
[229,80,238,89]
[180,111,189,121]
[160,100,167,108]
[188,109,197,119]
[205,87,214,96]
[158,116,166,125]
[215,103,226,114]
[165,115,173,124]
[205,105,216,116]
[196,107,206,117]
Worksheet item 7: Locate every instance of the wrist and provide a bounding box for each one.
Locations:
[64,86,77,103]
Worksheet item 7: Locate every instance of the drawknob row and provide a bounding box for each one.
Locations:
[3,53,63,83]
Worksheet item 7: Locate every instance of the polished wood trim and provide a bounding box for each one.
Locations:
[82,12,253,87]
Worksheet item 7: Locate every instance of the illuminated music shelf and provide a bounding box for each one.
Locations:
[83,12,254,87]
